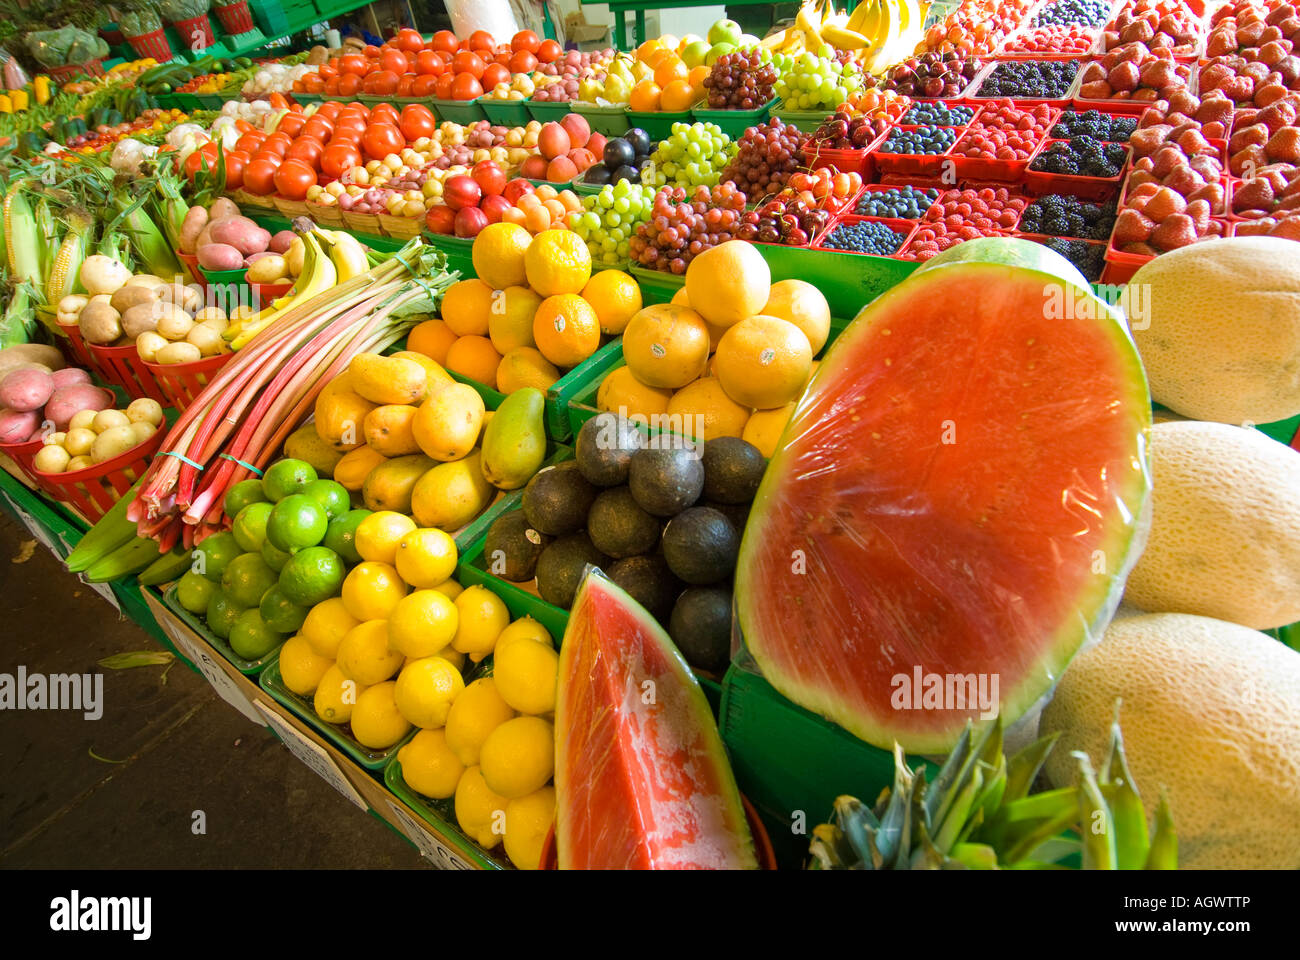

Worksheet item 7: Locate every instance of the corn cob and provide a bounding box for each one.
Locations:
[33,197,56,291]
[5,181,42,286]
[113,192,182,281]
[45,208,93,302]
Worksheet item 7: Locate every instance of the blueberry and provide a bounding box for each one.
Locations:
[822,219,908,255]
[1032,0,1111,27]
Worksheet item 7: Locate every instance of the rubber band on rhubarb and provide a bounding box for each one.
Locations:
[157,450,205,470]
[218,454,263,476]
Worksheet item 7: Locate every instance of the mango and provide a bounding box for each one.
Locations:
[334,445,388,492]
[413,382,486,462]
[314,372,377,451]
[411,451,495,531]
[284,424,346,477]
[480,387,547,490]
[349,353,428,405]
[362,453,437,513]
[391,350,455,392]
[363,404,422,456]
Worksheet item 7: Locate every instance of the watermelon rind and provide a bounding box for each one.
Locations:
[734,244,1152,754]
[555,566,757,869]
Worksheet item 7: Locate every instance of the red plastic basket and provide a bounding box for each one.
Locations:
[126,29,174,62]
[214,0,254,35]
[812,213,919,257]
[48,60,105,83]
[57,321,98,373]
[88,343,170,405]
[171,14,215,50]
[176,250,206,288]
[29,429,165,523]
[143,352,232,412]
[1025,140,1131,200]
[872,125,962,178]
[949,107,1060,182]
[0,435,47,485]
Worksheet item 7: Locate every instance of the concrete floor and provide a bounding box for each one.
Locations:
[0,513,425,869]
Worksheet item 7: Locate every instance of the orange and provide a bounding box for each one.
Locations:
[596,366,673,423]
[762,279,831,354]
[532,294,601,368]
[472,222,532,289]
[440,279,494,336]
[644,47,672,70]
[497,347,561,393]
[621,303,711,389]
[444,335,503,390]
[580,269,642,335]
[522,229,591,296]
[666,377,750,442]
[636,38,666,63]
[687,65,710,89]
[660,79,698,113]
[713,314,813,410]
[653,56,688,88]
[670,286,690,307]
[487,285,543,355]
[683,239,771,328]
[628,81,662,113]
[742,402,795,457]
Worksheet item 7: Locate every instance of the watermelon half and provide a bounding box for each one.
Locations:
[735,238,1152,754]
[555,569,757,869]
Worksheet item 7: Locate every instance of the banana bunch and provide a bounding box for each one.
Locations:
[763,0,928,74]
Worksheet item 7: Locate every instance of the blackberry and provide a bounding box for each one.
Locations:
[855,185,940,219]
[1038,236,1105,281]
[1031,136,1126,177]
[1019,194,1117,240]
[1052,109,1140,142]
[821,220,909,255]
[975,60,1079,99]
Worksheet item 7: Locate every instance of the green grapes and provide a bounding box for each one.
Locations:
[567,180,657,265]
[639,122,737,190]
[774,51,865,111]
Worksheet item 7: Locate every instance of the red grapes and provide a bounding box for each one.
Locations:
[629,183,748,273]
[721,118,808,202]
[702,50,778,109]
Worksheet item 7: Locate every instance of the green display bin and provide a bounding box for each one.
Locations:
[524,96,573,124]
[163,584,281,675]
[173,92,202,111]
[193,92,225,110]
[625,108,692,141]
[574,180,604,196]
[384,759,510,869]
[691,98,776,139]
[259,653,416,771]
[432,97,487,124]
[476,95,531,127]
[573,102,631,136]
[293,91,323,105]
[628,263,684,304]
[770,99,832,134]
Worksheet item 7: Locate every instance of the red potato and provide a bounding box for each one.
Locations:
[49,367,91,390]
[0,408,40,444]
[269,230,296,254]
[44,385,114,431]
[208,197,240,221]
[207,217,271,256]
[0,368,53,412]
[179,206,208,254]
[197,242,246,271]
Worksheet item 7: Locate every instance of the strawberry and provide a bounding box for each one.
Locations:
[1144,186,1188,220]
[1194,94,1233,125]
[1185,198,1211,232]
[1177,128,1213,155]
[1130,124,1174,157]
[1257,99,1299,132]
[1127,169,1159,190]
[1162,162,1206,196]
[1255,83,1290,107]
[1141,60,1177,89]
[1188,153,1225,181]
[1151,144,1187,177]
[1231,143,1269,176]
[1150,213,1199,249]
[1169,89,1200,115]
[1080,80,1113,99]
[1229,122,1270,152]
[1122,241,1161,256]
[1188,180,1226,212]
[1266,127,1300,163]
[1270,216,1300,240]
[1233,176,1277,212]
[1203,121,1228,138]
[1113,208,1156,245]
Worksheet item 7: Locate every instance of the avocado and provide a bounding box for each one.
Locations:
[522,461,598,536]
[703,499,752,537]
[587,486,660,559]
[575,412,645,486]
[535,531,610,608]
[669,587,733,672]
[661,507,739,585]
[607,555,682,625]
[484,509,551,582]
[701,436,766,504]
[628,445,704,517]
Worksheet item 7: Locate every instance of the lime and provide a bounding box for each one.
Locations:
[279,545,346,606]
[232,501,273,553]
[221,552,280,609]
[262,458,317,502]
[205,588,245,640]
[259,585,310,633]
[266,494,329,552]
[228,608,283,660]
[302,478,351,519]
[193,531,241,583]
[176,569,217,614]
[224,478,269,519]
[323,508,370,565]
[261,538,293,572]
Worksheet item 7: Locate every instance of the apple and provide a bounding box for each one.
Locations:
[706,42,736,66]
[470,160,506,197]
[480,194,512,224]
[738,33,761,47]
[707,18,742,47]
[444,174,483,211]
[424,204,456,235]
[454,205,489,238]
[503,178,535,204]
[681,40,711,69]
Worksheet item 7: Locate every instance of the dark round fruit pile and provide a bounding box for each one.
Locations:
[879,51,981,98]
[1019,194,1117,239]
[721,118,807,201]
[1031,136,1127,176]
[702,49,778,109]
[737,194,832,246]
[583,128,654,186]
[820,219,910,255]
[630,182,746,273]
[855,185,940,218]
[1051,109,1138,142]
[976,59,1080,98]
[808,113,885,149]
[900,101,975,126]
[1038,236,1105,281]
[1031,0,1111,27]
[878,124,957,154]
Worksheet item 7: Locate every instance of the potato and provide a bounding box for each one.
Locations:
[157,282,204,315]
[197,243,245,271]
[156,342,202,365]
[0,368,53,412]
[50,367,91,390]
[208,217,270,256]
[180,205,208,254]
[269,230,296,253]
[194,306,227,325]
[45,432,65,447]
[156,304,195,341]
[78,301,122,345]
[125,274,166,288]
[110,282,161,315]
[0,344,64,381]
[92,409,131,433]
[208,197,240,222]
[33,443,70,473]
[68,409,97,432]
[135,331,168,362]
[126,398,164,427]
[186,323,224,357]
[64,427,96,457]
[246,255,289,284]
[91,425,139,464]
[121,301,162,339]
[0,407,39,443]
[128,420,156,444]
[45,385,114,430]
[67,455,93,471]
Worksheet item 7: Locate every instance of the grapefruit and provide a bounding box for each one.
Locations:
[683,240,770,328]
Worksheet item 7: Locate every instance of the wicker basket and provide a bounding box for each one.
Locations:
[379,213,422,239]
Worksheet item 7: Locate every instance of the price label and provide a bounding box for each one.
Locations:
[387,800,472,870]
[255,700,367,812]
[162,617,264,726]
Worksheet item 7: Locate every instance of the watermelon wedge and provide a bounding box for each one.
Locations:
[735,238,1152,754]
[555,569,757,869]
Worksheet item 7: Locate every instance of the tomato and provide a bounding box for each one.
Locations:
[324,75,342,95]
[400,104,436,140]
[379,48,407,75]
[318,63,338,80]
[328,131,361,149]
[482,63,510,89]
[432,30,458,54]
[434,73,455,99]
[301,117,334,142]
[183,142,219,180]
[411,74,439,97]
[234,118,255,134]
[397,74,415,98]
[302,74,325,93]
[260,132,292,156]
[274,159,316,201]
[317,101,343,120]
[537,39,562,63]
[334,114,367,137]
[370,103,400,126]
[251,149,282,167]
[365,70,400,95]
[509,50,537,73]
[277,113,307,138]
[451,72,484,101]
[361,122,405,161]
[395,27,424,52]
[339,102,368,119]
[452,51,485,78]
[235,131,265,154]
[511,30,540,53]
[268,92,291,110]
[223,149,250,190]
[338,73,361,96]
[242,157,279,195]
[363,45,381,59]
[468,30,494,51]
[339,54,369,77]
[285,137,323,168]
[415,50,441,75]
[321,142,362,179]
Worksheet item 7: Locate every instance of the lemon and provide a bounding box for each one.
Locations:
[493,633,559,715]
[480,716,555,799]
[355,510,417,564]
[336,619,404,685]
[451,584,510,662]
[394,527,458,588]
[433,578,464,601]
[394,656,465,728]
[314,664,367,724]
[505,786,556,871]
[455,765,510,849]
[301,596,359,659]
[444,677,516,767]
[341,561,408,621]
[350,681,413,749]
[495,616,553,656]
[397,728,465,800]
[387,589,459,658]
[278,634,334,696]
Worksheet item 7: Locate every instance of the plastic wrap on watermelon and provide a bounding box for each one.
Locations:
[554,566,758,869]
[732,238,1153,755]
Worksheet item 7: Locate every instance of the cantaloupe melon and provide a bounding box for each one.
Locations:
[1040,612,1300,869]
[1127,237,1300,424]
[1124,421,1300,630]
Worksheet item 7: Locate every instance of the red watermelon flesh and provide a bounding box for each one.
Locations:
[555,570,756,869]
[735,248,1151,754]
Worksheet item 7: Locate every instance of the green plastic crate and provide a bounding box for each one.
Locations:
[248,0,290,36]
[625,108,691,141]
[524,96,573,124]
[770,99,832,134]
[384,759,510,869]
[476,95,531,127]
[432,97,487,124]
[259,653,416,770]
[193,92,225,110]
[573,102,631,136]
[691,98,776,139]
[628,263,684,304]
[163,583,281,675]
